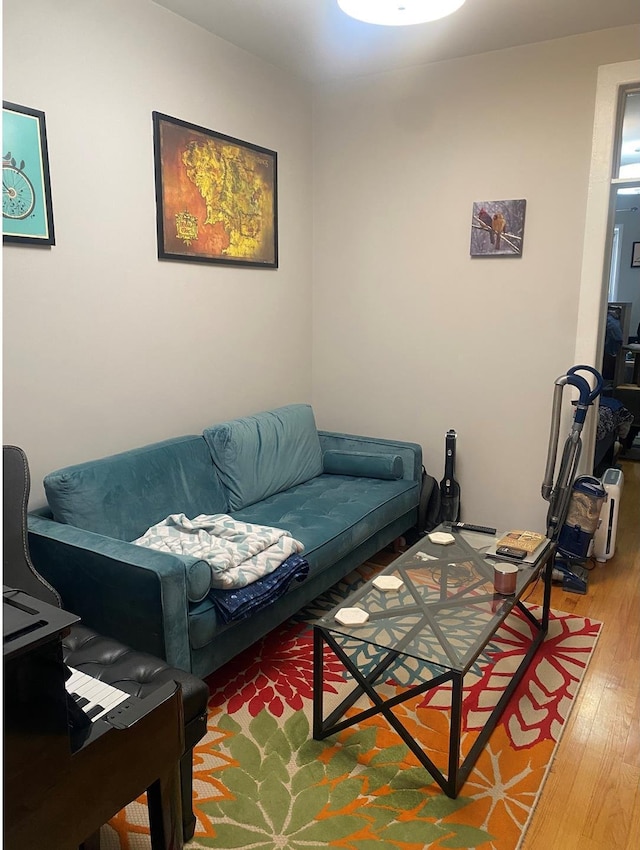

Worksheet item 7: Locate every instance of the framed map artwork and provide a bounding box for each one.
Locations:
[152,112,278,268]
[3,101,56,245]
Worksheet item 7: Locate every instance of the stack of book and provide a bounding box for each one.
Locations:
[485,529,550,565]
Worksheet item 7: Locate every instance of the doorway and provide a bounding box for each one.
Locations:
[599,87,640,471]
[574,60,640,474]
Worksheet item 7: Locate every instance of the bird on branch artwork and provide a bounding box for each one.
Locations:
[470,200,526,257]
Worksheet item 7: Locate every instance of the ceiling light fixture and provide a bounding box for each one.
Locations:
[337,0,467,27]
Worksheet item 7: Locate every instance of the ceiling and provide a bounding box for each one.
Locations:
[153,0,640,85]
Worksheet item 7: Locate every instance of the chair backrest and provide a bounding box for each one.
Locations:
[3,445,61,607]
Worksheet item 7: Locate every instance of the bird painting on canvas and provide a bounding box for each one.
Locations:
[470,199,526,257]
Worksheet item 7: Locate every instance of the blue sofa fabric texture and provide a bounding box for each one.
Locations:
[204,404,324,511]
[29,405,422,677]
[322,450,403,480]
[44,436,227,541]
[188,473,418,650]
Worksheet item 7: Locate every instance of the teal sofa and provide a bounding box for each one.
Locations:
[28,404,422,678]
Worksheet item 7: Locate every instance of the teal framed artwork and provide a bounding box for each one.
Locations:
[3,101,55,245]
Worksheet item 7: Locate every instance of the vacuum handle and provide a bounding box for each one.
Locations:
[567,365,603,405]
[565,366,603,425]
[541,365,603,501]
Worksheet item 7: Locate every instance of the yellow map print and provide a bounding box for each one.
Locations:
[182,139,273,260]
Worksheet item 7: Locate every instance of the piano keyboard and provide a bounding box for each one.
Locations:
[65,667,130,722]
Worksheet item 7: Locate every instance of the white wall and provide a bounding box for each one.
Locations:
[4,3,639,527]
[311,26,640,531]
[3,0,313,505]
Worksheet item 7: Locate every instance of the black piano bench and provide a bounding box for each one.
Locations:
[63,624,209,842]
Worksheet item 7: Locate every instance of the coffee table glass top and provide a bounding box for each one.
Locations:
[316,528,549,674]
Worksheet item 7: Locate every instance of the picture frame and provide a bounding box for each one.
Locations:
[632,241,640,268]
[3,101,55,245]
[470,199,526,257]
[152,111,278,268]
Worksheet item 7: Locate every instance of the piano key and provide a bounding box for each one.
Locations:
[65,667,130,722]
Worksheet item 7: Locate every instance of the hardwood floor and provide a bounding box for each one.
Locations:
[372,461,639,847]
[522,458,640,850]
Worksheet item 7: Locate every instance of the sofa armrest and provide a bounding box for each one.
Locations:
[317,431,422,482]
[27,513,195,671]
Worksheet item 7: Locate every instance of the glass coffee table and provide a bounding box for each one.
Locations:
[312,525,554,797]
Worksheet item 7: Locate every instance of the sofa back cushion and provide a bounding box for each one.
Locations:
[203,404,323,511]
[44,436,228,541]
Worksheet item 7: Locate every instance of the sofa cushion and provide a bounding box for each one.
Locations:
[203,404,323,511]
[323,450,403,480]
[44,436,228,542]
[231,474,418,579]
[187,474,418,652]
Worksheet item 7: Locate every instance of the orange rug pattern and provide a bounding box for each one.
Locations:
[102,565,601,850]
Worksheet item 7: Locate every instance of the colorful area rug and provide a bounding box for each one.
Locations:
[102,563,601,850]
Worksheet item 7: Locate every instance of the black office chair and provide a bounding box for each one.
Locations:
[3,445,209,843]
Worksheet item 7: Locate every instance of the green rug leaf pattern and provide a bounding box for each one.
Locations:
[193,710,493,849]
[104,570,600,850]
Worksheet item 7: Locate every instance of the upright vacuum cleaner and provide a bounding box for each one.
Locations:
[541,365,606,594]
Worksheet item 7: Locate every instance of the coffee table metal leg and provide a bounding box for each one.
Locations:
[448,673,464,796]
[313,567,553,799]
[313,624,459,794]
[541,545,554,632]
[455,613,547,793]
[312,626,325,740]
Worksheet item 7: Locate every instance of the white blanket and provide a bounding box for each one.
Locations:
[133,513,304,590]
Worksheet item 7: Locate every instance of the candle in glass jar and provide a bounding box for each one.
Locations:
[493,562,518,595]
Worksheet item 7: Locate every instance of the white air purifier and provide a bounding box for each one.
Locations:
[592,468,624,562]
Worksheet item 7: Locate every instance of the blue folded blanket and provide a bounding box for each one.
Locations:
[207,553,309,623]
